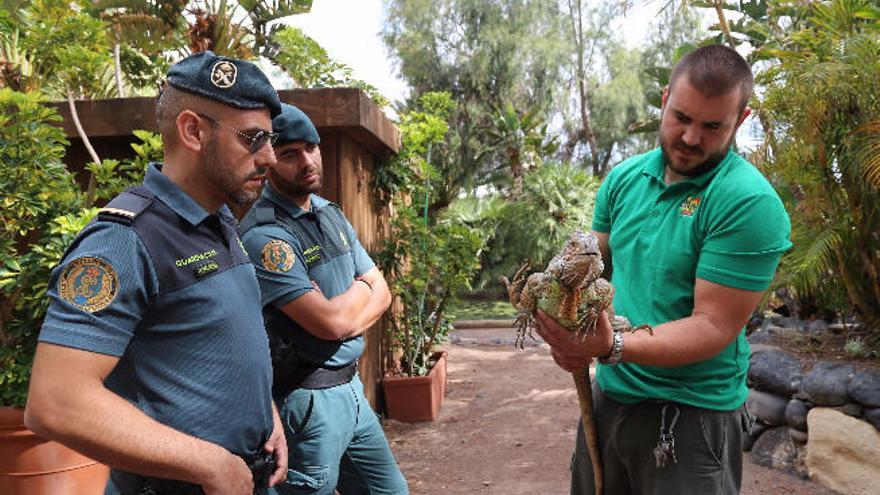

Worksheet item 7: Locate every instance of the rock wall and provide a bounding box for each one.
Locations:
[745,331,880,495]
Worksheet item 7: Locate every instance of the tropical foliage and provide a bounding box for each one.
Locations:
[753,0,880,333]
[443,162,601,291]
[375,92,485,376]
[0,91,160,407]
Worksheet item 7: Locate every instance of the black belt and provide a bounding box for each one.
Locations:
[115,450,275,495]
[273,361,358,398]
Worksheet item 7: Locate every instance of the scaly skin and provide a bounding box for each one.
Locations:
[504,231,613,494]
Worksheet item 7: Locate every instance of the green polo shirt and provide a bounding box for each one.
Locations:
[593,147,791,410]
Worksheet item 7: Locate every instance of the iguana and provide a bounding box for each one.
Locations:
[504,230,645,494]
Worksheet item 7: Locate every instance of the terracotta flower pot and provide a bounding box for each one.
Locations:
[0,406,109,494]
[382,351,448,422]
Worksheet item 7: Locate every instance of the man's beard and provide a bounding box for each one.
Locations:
[268,167,322,200]
[202,136,264,205]
[660,135,733,178]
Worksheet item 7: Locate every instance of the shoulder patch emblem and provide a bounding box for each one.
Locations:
[59,256,119,313]
[262,240,295,272]
[211,60,237,88]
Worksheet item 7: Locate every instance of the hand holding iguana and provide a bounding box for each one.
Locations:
[503,230,650,494]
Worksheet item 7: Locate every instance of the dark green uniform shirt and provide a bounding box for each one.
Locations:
[593,148,792,410]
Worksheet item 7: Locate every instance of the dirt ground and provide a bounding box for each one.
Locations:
[383,327,837,495]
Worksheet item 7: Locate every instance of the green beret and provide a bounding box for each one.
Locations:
[167,51,281,118]
[272,103,320,146]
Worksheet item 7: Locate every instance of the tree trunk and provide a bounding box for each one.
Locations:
[568,0,600,175]
[66,86,101,207]
[113,43,125,98]
[713,1,737,47]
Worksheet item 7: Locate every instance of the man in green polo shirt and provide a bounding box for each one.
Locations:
[535,44,791,494]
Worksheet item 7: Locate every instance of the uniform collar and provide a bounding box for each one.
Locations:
[262,182,329,219]
[145,163,233,225]
[641,147,735,189]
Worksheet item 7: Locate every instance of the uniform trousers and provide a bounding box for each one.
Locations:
[276,374,408,495]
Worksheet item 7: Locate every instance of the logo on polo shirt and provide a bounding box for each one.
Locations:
[679,196,701,217]
[338,230,349,248]
[59,256,118,313]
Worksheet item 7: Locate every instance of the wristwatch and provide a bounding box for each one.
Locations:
[598,331,624,365]
[355,278,372,291]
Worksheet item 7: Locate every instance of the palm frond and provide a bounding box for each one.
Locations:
[852,121,880,188]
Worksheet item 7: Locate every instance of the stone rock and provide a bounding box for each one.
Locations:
[747,329,775,345]
[848,368,880,407]
[828,322,861,333]
[789,427,808,445]
[748,344,782,356]
[864,408,880,431]
[743,421,771,452]
[802,361,855,406]
[785,399,811,431]
[750,426,798,472]
[770,316,800,329]
[747,389,788,426]
[806,408,880,495]
[748,349,804,396]
[835,402,863,418]
[803,319,829,334]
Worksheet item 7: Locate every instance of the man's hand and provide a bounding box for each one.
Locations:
[265,407,288,487]
[534,310,614,373]
[201,447,253,495]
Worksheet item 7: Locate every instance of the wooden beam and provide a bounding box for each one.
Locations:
[46,88,400,155]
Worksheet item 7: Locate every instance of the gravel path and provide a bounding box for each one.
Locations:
[383,327,836,495]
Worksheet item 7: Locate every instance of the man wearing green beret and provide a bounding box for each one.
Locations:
[240,103,408,495]
[26,51,287,495]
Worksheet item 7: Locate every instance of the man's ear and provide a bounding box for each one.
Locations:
[176,110,204,153]
[737,106,752,128]
[661,85,669,108]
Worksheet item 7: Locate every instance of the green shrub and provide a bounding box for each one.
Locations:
[375,91,485,376]
[444,161,601,290]
[0,89,84,407]
[0,89,156,407]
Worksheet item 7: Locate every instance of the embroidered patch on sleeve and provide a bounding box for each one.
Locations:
[262,239,296,272]
[58,256,119,313]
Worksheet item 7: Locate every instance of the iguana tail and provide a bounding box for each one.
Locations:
[573,365,602,495]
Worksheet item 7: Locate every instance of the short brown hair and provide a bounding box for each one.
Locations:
[669,44,753,111]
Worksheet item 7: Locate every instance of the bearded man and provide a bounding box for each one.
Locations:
[535,44,792,495]
[26,51,287,495]
[240,103,408,495]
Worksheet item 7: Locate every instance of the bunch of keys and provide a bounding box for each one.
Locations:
[653,403,680,468]
[653,433,677,468]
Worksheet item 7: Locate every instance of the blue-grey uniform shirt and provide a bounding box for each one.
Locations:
[241,183,374,367]
[39,163,274,456]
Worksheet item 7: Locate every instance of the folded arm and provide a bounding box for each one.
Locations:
[351,267,392,334]
[279,279,373,341]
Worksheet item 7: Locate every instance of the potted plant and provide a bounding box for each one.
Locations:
[376,207,483,422]
[0,89,159,493]
[374,92,484,422]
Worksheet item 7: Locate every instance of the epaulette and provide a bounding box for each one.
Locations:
[97,186,155,225]
[238,206,276,235]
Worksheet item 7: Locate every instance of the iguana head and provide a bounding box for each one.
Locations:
[546,230,603,289]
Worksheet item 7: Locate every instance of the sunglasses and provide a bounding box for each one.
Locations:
[197,113,278,154]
